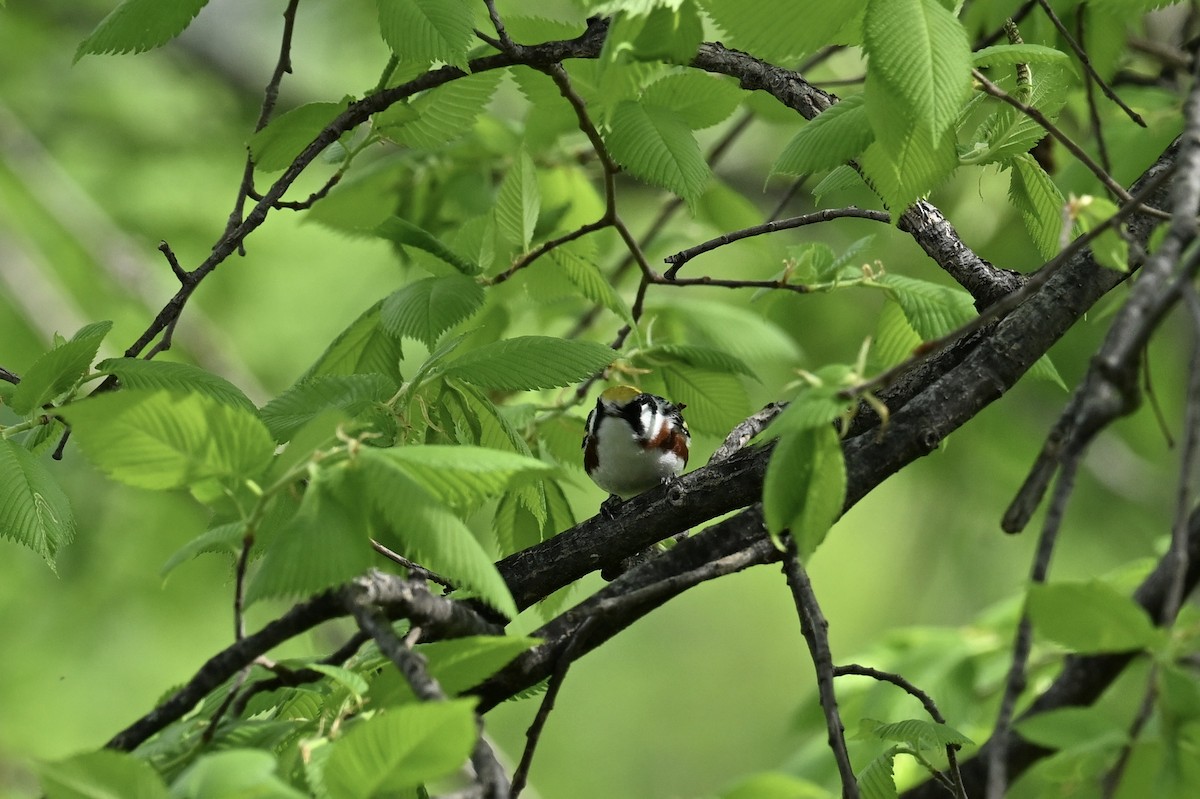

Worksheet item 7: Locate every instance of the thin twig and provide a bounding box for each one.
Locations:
[708,403,784,464]
[975,0,1039,49]
[782,537,859,799]
[158,240,189,283]
[1036,0,1147,127]
[972,69,1161,213]
[510,617,595,797]
[766,175,809,223]
[834,664,966,799]
[663,207,890,277]
[1077,10,1112,174]
[987,460,1078,799]
[371,538,457,589]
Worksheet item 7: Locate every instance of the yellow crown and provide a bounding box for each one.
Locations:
[599,384,642,404]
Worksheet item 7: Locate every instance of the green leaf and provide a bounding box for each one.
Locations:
[495,150,541,250]
[870,298,923,371]
[660,367,749,436]
[362,452,517,618]
[699,0,867,62]
[857,747,899,799]
[0,439,75,571]
[772,95,874,178]
[718,772,833,799]
[301,300,404,383]
[260,374,394,443]
[10,321,113,415]
[39,749,168,799]
[443,336,616,391]
[863,0,971,141]
[763,424,846,557]
[376,0,474,68]
[1014,707,1128,750]
[860,718,974,750]
[160,520,244,578]
[324,700,477,799]
[1027,581,1165,654]
[812,164,868,200]
[1029,354,1068,391]
[245,469,373,603]
[638,343,757,379]
[1008,152,1066,261]
[378,71,505,151]
[59,389,274,491]
[973,43,1071,68]
[773,380,856,433]
[1072,195,1128,272]
[171,749,306,799]
[375,218,482,276]
[604,1,704,64]
[249,101,348,172]
[75,0,209,61]
[640,72,743,130]
[364,445,553,510]
[858,112,958,214]
[879,274,974,339]
[604,100,711,207]
[547,246,636,326]
[98,358,256,414]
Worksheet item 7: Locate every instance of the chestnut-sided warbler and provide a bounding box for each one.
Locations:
[582,385,690,501]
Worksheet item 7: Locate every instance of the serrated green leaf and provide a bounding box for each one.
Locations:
[640,72,743,130]
[1008,152,1066,261]
[363,445,553,511]
[75,0,209,61]
[604,100,711,207]
[772,95,874,178]
[98,357,256,414]
[699,0,866,62]
[495,150,541,250]
[763,424,846,557]
[376,218,482,276]
[160,520,244,578]
[305,158,409,236]
[260,374,394,443]
[0,439,75,570]
[858,107,959,213]
[968,65,1069,167]
[376,0,474,69]
[547,247,636,325]
[362,452,517,617]
[171,749,306,799]
[1027,581,1165,654]
[249,101,348,172]
[604,1,704,64]
[378,70,504,151]
[59,389,274,491]
[773,382,855,433]
[870,298,923,371]
[245,469,372,603]
[309,664,371,698]
[860,718,974,750]
[301,301,404,383]
[443,336,615,391]
[812,164,868,200]
[1029,354,1068,391]
[857,747,899,799]
[972,43,1071,68]
[660,367,749,436]
[863,0,971,140]
[637,343,757,379]
[39,749,168,799]
[10,321,113,415]
[442,380,533,455]
[879,274,974,339]
[379,275,484,350]
[324,700,476,799]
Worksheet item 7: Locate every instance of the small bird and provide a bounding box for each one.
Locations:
[583,385,690,507]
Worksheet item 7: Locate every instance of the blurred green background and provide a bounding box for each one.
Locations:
[0,2,1188,797]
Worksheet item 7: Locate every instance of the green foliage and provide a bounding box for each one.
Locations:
[75,0,209,60]
[972,43,1070,68]
[375,218,484,275]
[370,636,540,704]
[9,321,111,415]
[375,0,475,69]
[640,72,743,130]
[771,95,874,178]
[59,389,275,491]
[700,0,866,62]
[39,749,168,799]
[301,301,405,383]
[859,717,973,749]
[441,336,616,391]
[0,439,74,570]
[1073,194,1130,272]
[1008,152,1066,261]
[323,699,477,798]
[172,749,305,799]
[604,100,711,207]
[495,149,541,250]
[763,423,846,556]
[260,374,394,443]
[250,101,350,172]
[1026,580,1166,654]
[380,275,485,346]
[377,71,505,151]
[856,747,899,799]
[98,357,256,413]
